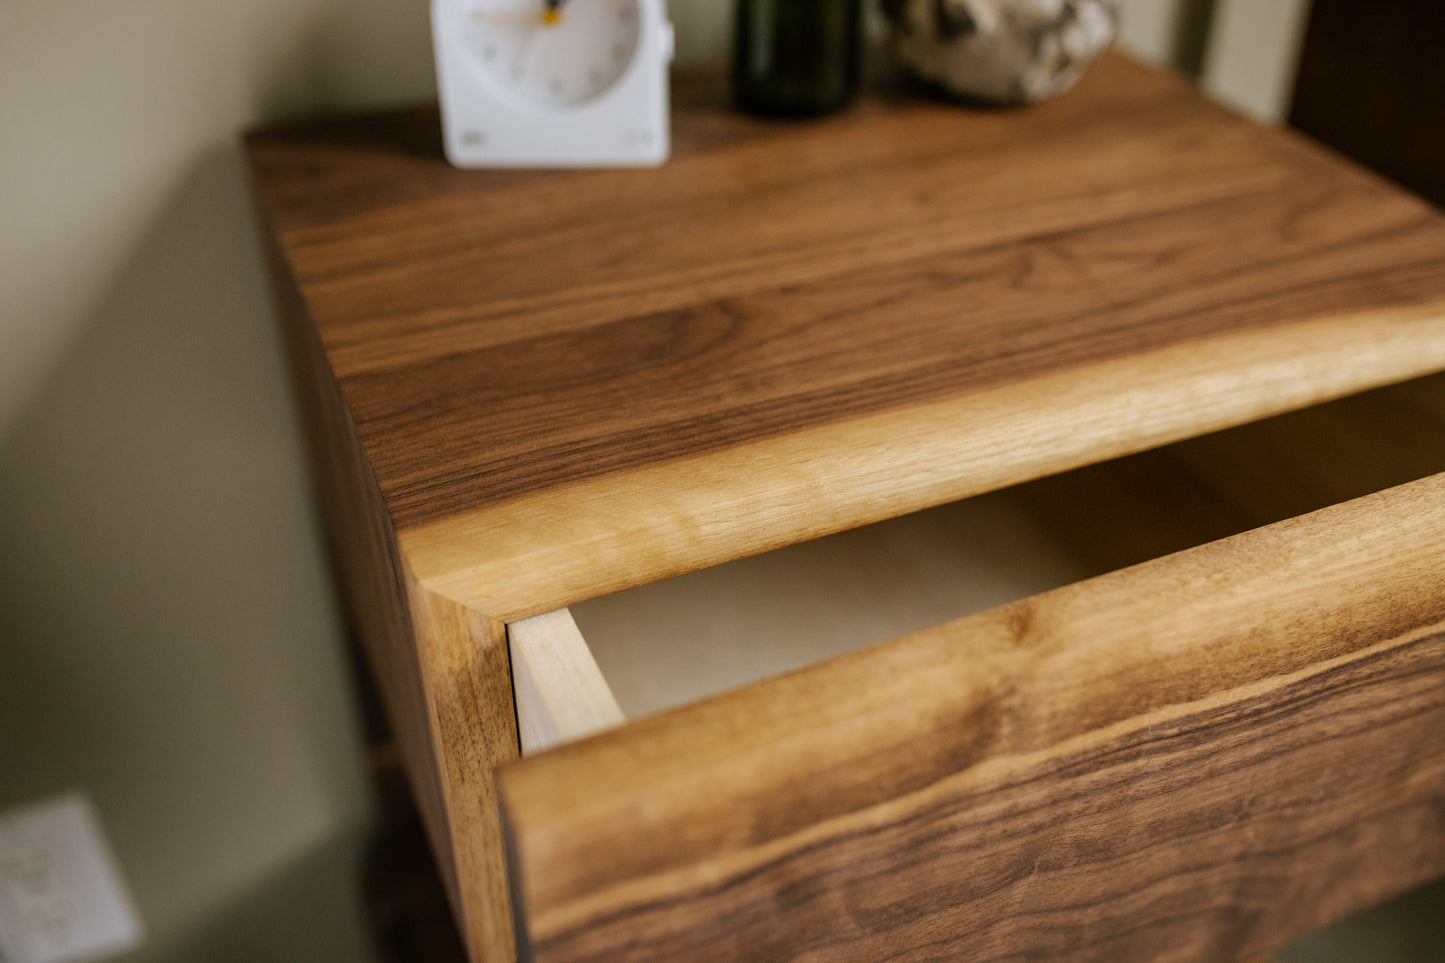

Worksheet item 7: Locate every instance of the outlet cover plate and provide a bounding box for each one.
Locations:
[0,795,143,963]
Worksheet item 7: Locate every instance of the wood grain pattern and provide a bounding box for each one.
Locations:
[404,586,519,963]
[406,306,1445,621]
[246,54,1445,562]
[509,609,623,755]
[568,373,1445,721]
[243,52,1445,963]
[500,473,1445,963]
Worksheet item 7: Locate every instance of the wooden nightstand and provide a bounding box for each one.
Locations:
[245,55,1445,963]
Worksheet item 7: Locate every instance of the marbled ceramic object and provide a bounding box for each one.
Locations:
[883,0,1120,104]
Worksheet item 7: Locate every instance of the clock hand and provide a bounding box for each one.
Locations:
[470,9,544,25]
[506,0,567,78]
[513,3,554,76]
[468,2,564,26]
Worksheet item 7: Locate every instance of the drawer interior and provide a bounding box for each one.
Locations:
[511,372,1445,754]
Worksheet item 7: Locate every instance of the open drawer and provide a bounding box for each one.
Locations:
[244,52,1445,963]
[501,374,1445,963]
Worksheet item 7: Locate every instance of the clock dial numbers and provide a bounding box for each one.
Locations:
[460,0,643,109]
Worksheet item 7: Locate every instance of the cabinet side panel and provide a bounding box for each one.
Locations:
[501,474,1445,963]
[408,588,522,963]
[258,218,518,962]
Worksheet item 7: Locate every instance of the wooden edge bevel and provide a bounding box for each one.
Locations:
[402,304,1445,623]
[498,472,1445,963]
[509,609,626,756]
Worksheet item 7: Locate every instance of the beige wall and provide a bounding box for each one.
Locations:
[1117,0,1195,65]
[0,3,1305,961]
[3,3,437,961]
[1202,0,1314,122]
[0,4,735,960]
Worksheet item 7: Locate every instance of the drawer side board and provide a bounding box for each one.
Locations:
[501,473,1445,963]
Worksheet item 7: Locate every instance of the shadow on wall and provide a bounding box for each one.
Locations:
[143,833,373,963]
[0,142,376,961]
[251,0,438,121]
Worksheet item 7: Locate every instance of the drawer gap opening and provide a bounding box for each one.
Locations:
[513,372,1445,755]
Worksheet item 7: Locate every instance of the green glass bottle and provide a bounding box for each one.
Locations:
[732,0,863,116]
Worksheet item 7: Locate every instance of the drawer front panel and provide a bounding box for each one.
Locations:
[500,474,1445,962]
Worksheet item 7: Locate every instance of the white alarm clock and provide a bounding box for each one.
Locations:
[431,0,674,167]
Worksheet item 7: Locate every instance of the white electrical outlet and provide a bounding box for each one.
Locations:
[0,795,142,963]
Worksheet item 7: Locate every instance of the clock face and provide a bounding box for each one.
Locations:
[459,0,643,109]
